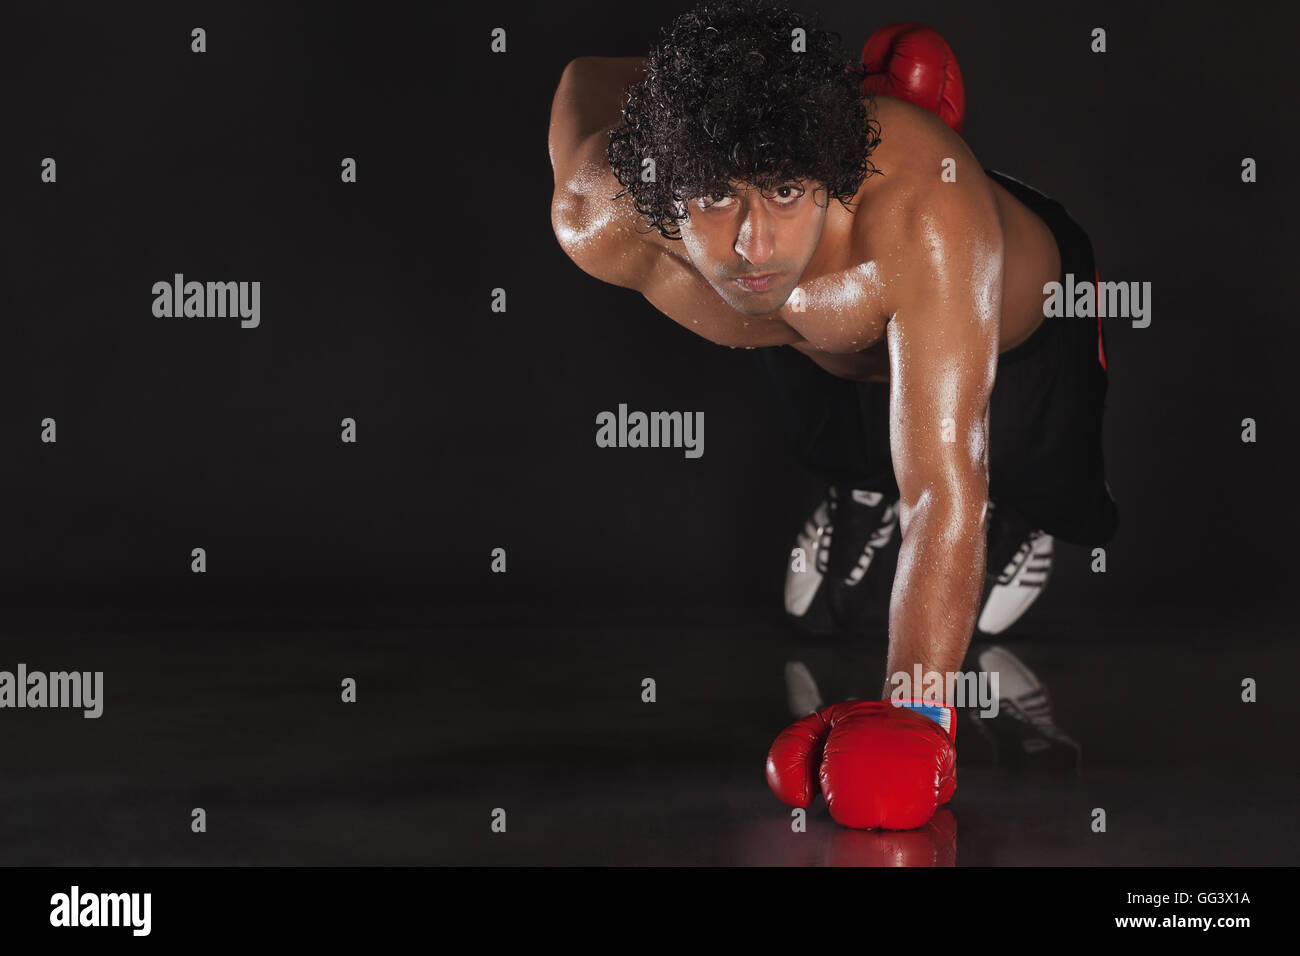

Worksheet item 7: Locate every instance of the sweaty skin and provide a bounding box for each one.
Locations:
[548,56,1061,698]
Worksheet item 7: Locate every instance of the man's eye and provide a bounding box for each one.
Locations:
[698,192,735,209]
[766,184,805,205]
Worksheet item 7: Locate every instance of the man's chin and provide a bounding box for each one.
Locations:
[718,283,792,316]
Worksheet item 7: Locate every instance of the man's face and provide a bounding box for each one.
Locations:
[678,179,827,316]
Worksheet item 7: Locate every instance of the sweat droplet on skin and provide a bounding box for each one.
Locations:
[796,261,882,314]
[784,262,887,352]
[552,163,618,252]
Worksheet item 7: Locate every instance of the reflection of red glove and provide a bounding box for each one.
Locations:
[825,809,958,866]
[766,700,957,830]
[861,23,966,133]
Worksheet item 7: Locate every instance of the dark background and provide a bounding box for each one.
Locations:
[0,1,1297,867]
[4,0,1298,628]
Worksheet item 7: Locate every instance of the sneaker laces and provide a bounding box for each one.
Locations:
[986,501,1041,584]
[824,486,894,582]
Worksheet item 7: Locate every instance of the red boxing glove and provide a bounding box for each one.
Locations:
[766,700,957,830]
[860,23,966,134]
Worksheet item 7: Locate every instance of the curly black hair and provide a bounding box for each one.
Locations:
[607,0,881,240]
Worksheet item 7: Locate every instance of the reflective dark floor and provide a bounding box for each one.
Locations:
[0,605,1294,865]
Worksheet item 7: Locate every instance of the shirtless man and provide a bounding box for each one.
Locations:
[548,0,1117,828]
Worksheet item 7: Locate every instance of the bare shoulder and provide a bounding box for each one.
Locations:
[853,98,1002,293]
[549,57,663,289]
[549,57,644,181]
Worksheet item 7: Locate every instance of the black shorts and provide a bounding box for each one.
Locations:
[754,169,1119,546]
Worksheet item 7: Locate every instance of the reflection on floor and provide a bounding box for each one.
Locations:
[0,609,1292,865]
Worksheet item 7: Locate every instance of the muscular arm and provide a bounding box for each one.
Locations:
[548,58,654,288]
[882,183,1003,699]
[548,57,646,181]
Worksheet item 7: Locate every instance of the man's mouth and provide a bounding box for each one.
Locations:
[733,272,779,293]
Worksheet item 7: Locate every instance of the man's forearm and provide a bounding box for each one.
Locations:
[882,499,988,700]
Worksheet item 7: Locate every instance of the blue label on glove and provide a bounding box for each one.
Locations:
[894,700,952,735]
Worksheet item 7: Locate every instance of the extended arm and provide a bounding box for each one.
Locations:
[882,184,1003,698]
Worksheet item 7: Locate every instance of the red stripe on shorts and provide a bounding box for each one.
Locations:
[1095,267,1107,370]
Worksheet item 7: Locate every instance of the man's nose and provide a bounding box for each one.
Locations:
[734,204,774,266]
